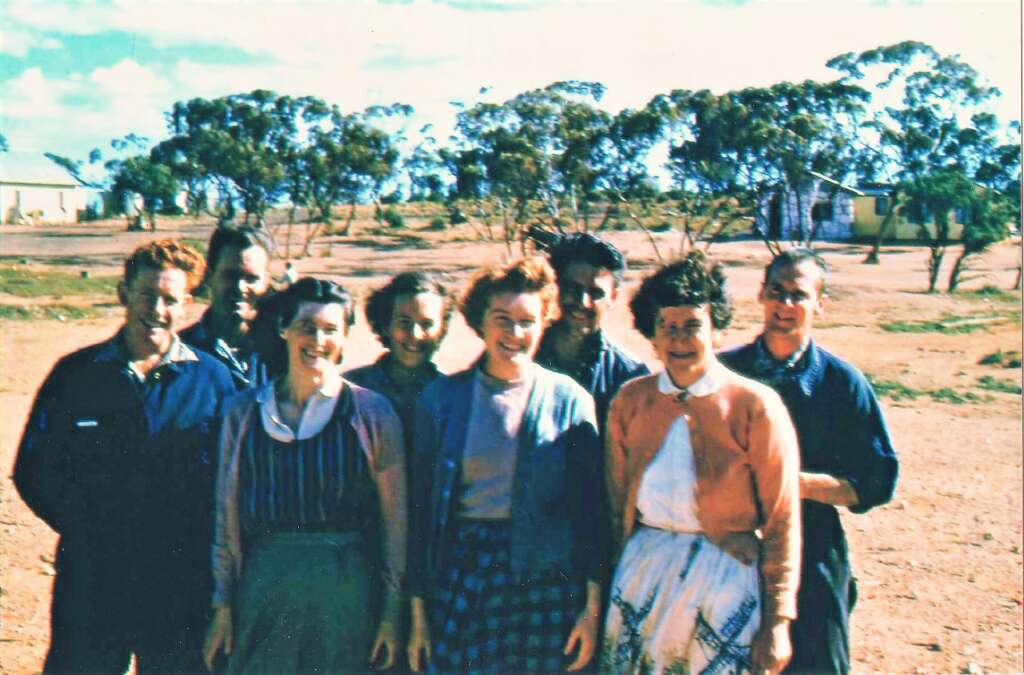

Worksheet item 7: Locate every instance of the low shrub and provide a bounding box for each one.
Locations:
[382,207,405,229]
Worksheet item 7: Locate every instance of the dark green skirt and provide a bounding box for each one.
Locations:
[227,531,380,675]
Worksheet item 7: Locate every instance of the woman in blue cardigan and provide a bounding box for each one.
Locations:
[407,257,610,674]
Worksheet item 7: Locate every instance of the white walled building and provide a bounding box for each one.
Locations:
[0,151,90,225]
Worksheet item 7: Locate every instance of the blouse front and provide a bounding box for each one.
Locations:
[239,383,370,535]
[635,368,724,533]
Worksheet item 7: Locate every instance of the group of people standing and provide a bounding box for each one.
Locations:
[14,226,898,675]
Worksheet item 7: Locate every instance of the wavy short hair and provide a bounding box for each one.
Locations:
[630,251,733,338]
[123,238,206,292]
[763,247,829,295]
[205,225,274,281]
[461,257,559,337]
[547,233,627,285]
[252,277,356,373]
[364,272,454,348]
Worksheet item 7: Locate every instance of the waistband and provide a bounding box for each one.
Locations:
[250,530,363,548]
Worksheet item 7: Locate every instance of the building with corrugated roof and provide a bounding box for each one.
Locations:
[0,151,92,225]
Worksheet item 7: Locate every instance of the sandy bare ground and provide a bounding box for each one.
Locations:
[1,220,1021,674]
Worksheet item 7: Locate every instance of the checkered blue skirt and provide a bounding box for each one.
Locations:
[428,519,584,675]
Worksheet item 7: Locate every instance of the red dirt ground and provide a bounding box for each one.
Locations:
[2,221,1021,674]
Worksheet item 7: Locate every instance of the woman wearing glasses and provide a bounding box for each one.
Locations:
[601,253,801,675]
[407,257,609,674]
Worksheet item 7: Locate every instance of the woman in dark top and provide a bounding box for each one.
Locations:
[346,271,453,450]
[407,257,609,674]
[203,278,407,674]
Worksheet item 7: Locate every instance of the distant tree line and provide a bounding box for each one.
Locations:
[29,41,1023,292]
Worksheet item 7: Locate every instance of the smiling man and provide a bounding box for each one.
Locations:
[719,248,900,675]
[534,233,649,432]
[180,226,273,390]
[14,240,236,674]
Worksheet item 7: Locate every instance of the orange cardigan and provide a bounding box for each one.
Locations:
[605,368,801,621]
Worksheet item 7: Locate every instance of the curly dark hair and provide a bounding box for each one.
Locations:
[461,257,559,337]
[364,272,454,348]
[545,232,627,286]
[629,252,733,338]
[205,225,274,281]
[251,277,356,374]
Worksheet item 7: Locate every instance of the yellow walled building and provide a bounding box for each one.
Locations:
[851,186,966,240]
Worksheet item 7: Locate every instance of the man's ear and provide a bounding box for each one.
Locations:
[610,284,620,303]
[816,292,828,316]
[756,284,767,304]
[117,281,128,307]
[184,293,193,307]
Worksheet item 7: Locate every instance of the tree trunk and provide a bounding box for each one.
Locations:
[926,244,946,293]
[864,193,900,264]
[340,200,357,237]
[148,207,157,232]
[947,249,971,293]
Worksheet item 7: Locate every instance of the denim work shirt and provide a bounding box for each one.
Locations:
[408,362,609,596]
[719,339,899,593]
[13,332,235,603]
[534,329,649,435]
[180,310,270,391]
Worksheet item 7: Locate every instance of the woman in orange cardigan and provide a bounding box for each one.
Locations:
[600,253,801,675]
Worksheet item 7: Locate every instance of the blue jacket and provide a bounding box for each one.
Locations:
[719,339,899,572]
[408,362,609,595]
[13,333,236,602]
[180,310,270,391]
[535,329,649,434]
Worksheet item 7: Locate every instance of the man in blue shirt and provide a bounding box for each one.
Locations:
[533,233,649,431]
[180,226,273,390]
[719,248,899,675]
[14,240,236,674]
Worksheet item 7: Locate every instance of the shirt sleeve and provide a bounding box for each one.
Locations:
[747,390,802,621]
[566,391,610,585]
[838,373,900,515]
[368,397,408,627]
[13,362,85,534]
[211,402,245,609]
[604,390,630,556]
[407,386,440,598]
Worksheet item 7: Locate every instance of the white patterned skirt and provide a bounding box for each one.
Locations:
[600,526,761,675]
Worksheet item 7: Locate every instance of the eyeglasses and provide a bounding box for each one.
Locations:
[762,287,812,305]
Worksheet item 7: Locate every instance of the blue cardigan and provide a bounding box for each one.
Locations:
[408,362,609,595]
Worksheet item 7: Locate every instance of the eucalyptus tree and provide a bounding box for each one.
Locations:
[107,155,177,231]
[827,41,1005,268]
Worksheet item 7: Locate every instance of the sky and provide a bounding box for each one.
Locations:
[1,0,1020,174]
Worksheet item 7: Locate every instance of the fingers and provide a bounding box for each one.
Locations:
[378,639,396,670]
[562,627,580,656]
[369,636,385,667]
[565,633,593,671]
[202,634,221,672]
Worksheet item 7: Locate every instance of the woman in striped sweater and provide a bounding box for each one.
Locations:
[203,278,407,674]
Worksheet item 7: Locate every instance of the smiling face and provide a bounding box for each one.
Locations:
[120,266,191,360]
[387,292,446,371]
[207,244,271,341]
[282,301,346,379]
[758,259,825,357]
[481,291,545,381]
[650,304,715,388]
[557,261,617,337]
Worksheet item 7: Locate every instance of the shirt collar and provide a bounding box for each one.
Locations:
[752,335,821,396]
[657,363,725,399]
[94,331,198,367]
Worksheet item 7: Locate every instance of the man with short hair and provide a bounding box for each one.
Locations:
[534,233,649,431]
[14,239,236,674]
[719,248,899,675]
[180,226,273,390]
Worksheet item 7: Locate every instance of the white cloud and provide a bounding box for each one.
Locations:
[1,0,1019,159]
[90,58,169,98]
[3,67,70,118]
[40,36,63,49]
[0,29,33,57]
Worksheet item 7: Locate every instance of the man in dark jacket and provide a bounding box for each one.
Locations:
[534,233,649,432]
[719,248,899,675]
[14,240,236,674]
[180,226,273,390]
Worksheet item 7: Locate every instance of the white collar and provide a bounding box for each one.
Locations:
[657,363,724,399]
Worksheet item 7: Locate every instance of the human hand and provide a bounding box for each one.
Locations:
[750,618,792,675]
[202,607,233,672]
[563,606,599,671]
[370,620,397,670]
[407,597,431,672]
